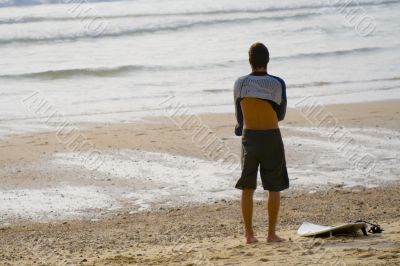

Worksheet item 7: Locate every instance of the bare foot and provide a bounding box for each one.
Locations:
[246,235,258,244]
[267,234,285,243]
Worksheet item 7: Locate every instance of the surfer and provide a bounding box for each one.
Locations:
[234,43,289,244]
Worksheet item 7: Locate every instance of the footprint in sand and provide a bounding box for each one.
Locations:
[211,256,229,260]
[276,249,288,253]
[301,250,314,256]
[358,253,375,259]
[377,254,398,259]
[262,251,274,256]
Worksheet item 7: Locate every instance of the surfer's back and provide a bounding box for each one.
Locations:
[240,98,278,130]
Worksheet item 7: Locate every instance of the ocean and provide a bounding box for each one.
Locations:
[0,0,399,136]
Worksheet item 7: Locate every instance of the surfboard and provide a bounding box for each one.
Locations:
[297,221,367,237]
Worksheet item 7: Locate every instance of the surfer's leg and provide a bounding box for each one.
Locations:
[267,191,284,243]
[241,189,258,244]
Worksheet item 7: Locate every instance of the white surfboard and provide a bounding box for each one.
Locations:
[297,221,367,237]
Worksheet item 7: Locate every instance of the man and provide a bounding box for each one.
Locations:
[234,42,289,244]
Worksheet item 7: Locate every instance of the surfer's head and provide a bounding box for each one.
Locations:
[248,42,269,71]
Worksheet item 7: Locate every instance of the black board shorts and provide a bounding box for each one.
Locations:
[235,128,289,191]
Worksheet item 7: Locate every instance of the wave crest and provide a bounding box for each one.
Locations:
[0,65,165,79]
[0,13,317,45]
[1,47,387,80]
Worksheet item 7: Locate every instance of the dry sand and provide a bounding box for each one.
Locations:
[0,100,399,265]
[0,187,400,265]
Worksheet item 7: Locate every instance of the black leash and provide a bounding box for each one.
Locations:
[353,220,384,236]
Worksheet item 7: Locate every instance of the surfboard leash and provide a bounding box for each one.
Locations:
[353,220,384,235]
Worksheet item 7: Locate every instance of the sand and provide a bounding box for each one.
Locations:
[0,100,399,265]
[1,187,400,265]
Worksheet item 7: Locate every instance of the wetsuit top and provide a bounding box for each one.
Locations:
[234,72,287,136]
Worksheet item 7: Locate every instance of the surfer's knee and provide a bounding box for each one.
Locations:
[242,189,255,195]
[268,191,280,197]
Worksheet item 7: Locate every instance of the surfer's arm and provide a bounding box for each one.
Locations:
[269,75,287,121]
[234,78,244,136]
[276,97,287,121]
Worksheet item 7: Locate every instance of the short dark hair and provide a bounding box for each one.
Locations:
[248,42,269,69]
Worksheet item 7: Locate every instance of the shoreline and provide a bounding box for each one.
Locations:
[1,99,399,140]
[1,99,398,162]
